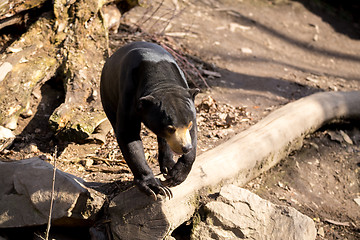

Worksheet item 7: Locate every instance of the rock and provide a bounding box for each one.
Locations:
[25,143,40,154]
[87,119,111,143]
[20,107,34,118]
[81,158,94,168]
[317,227,325,237]
[191,185,317,240]
[102,4,121,34]
[0,62,12,83]
[4,117,17,130]
[327,130,354,145]
[0,157,105,228]
[339,130,353,145]
[240,47,253,54]
[326,130,344,143]
[0,126,15,152]
[354,197,360,207]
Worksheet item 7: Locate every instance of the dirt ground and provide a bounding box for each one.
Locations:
[1,0,360,239]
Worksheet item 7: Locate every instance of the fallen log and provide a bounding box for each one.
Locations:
[109,91,360,240]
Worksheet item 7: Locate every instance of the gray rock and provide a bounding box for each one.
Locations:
[192,185,316,240]
[0,157,105,228]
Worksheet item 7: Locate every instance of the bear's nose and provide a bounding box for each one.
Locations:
[182,144,192,154]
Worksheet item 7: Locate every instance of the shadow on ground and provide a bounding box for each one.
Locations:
[295,0,360,39]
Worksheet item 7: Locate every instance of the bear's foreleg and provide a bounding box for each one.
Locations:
[116,127,172,200]
[165,126,197,186]
[157,137,176,175]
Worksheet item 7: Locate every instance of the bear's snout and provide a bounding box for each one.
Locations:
[182,144,192,154]
[166,122,193,155]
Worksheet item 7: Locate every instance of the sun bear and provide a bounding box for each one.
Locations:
[100,41,199,200]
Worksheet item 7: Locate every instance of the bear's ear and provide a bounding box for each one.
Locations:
[138,95,155,111]
[189,88,200,101]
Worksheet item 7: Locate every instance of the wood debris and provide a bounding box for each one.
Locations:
[325,219,351,227]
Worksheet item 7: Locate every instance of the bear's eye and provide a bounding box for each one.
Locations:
[167,125,176,134]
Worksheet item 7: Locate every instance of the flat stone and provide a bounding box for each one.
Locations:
[192,185,317,240]
[0,157,105,228]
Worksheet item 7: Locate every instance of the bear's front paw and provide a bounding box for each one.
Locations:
[160,158,176,176]
[135,176,173,201]
[165,162,191,187]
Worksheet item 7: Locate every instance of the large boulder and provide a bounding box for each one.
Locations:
[192,185,317,240]
[0,157,105,228]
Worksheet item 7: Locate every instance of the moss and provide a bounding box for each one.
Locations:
[49,107,106,141]
[191,211,202,229]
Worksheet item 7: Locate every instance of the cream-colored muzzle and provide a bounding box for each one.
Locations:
[166,121,193,154]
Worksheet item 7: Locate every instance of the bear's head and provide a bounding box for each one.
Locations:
[138,88,199,154]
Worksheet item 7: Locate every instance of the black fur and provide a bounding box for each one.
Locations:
[100,41,198,199]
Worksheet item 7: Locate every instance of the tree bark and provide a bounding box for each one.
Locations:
[0,0,47,28]
[108,91,360,240]
[0,0,144,142]
[48,0,108,141]
[0,11,60,130]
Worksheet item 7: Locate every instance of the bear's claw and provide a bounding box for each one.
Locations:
[135,177,173,200]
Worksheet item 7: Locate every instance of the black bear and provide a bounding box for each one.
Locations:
[100,41,199,200]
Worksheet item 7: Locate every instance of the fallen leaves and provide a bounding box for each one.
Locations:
[197,96,250,132]
[196,96,251,151]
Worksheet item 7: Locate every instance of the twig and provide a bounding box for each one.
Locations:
[45,146,58,240]
[164,7,188,35]
[149,4,185,34]
[161,43,210,89]
[89,156,127,165]
[148,8,174,33]
[138,0,165,27]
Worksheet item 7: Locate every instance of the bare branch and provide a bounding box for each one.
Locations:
[45,146,58,240]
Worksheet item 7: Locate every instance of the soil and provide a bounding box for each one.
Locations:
[1,0,360,239]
